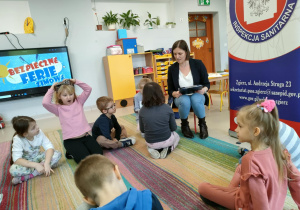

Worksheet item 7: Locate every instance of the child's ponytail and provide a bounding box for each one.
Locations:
[240,99,286,181]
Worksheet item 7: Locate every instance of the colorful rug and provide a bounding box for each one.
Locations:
[0,114,297,209]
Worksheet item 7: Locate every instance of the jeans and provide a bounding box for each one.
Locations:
[174,93,206,119]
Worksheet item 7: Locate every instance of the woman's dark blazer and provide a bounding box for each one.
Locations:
[167,58,210,106]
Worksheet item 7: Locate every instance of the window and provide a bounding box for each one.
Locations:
[188,15,207,38]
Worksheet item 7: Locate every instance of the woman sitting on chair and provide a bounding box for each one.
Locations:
[167,39,210,139]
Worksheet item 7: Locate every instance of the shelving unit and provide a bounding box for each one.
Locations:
[132,52,155,86]
[153,53,194,95]
[103,52,155,108]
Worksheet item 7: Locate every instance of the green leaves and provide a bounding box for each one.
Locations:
[102,11,118,26]
[166,22,176,25]
[144,12,157,28]
[119,10,140,28]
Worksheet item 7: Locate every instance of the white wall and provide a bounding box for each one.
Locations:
[0,1,31,34]
[0,0,228,123]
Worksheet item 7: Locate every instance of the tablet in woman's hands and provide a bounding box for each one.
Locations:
[179,85,203,95]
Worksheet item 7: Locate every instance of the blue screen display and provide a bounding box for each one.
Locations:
[0,46,72,101]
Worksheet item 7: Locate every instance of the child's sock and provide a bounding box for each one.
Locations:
[11,170,40,185]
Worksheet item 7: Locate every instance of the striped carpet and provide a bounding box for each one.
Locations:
[0,114,297,209]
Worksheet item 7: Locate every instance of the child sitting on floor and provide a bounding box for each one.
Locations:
[74,154,163,210]
[92,96,135,149]
[42,79,103,163]
[198,98,300,209]
[139,82,180,159]
[238,121,300,170]
[134,78,152,136]
[9,116,61,185]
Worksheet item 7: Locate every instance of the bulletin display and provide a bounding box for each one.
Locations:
[226,0,300,136]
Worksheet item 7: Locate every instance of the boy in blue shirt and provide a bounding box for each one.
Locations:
[74,154,163,210]
[92,96,135,149]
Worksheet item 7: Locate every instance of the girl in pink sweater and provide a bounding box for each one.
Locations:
[42,79,103,163]
[198,98,300,209]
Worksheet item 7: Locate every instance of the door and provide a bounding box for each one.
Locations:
[188,14,215,73]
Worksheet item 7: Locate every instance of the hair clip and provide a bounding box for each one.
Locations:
[54,79,74,91]
[258,97,276,113]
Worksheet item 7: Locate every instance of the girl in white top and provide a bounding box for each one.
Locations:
[9,116,61,185]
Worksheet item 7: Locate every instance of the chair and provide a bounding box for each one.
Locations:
[172,107,197,133]
[207,78,228,112]
[161,78,208,134]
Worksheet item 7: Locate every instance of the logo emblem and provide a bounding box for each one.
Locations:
[229,0,297,43]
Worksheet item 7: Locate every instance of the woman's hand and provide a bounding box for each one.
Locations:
[172,91,182,98]
[44,162,54,176]
[197,87,208,95]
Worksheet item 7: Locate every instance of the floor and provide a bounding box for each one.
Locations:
[0,84,251,150]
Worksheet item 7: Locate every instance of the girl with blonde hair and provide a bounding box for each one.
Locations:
[198,98,300,209]
[42,79,103,163]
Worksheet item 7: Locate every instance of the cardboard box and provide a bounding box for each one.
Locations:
[137,45,144,53]
[116,38,137,54]
[117,29,127,39]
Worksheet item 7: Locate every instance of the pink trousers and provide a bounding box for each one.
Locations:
[146,131,180,151]
[198,165,242,209]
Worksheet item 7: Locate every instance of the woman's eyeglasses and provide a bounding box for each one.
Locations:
[106,103,116,110]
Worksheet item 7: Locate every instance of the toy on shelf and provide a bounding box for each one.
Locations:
[0,116,5,129]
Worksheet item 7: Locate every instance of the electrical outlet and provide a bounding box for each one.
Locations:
[179,18,183,22]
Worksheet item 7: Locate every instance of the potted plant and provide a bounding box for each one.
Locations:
[102,11,118,30]
[144,12,157,29]
[92,8,102,30]
[156,16,161,28]
[166,22,176,29]
[119,10,140,29]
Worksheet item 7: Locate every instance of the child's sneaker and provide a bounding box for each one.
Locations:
[147,147,160,159]
[238,147,249,156]
[65,152,74,159]
[0,118,5,129]
[160,147,169,159]
[120,137,136,147]
[160,146,172,159]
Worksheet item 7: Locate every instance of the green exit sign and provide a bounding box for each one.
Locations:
[199,0,210,5]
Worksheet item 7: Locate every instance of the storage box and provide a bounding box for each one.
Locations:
[137,45,144,53]
[106,45,122,55]
[117,29,127,39]
[142,66,153,73]
[116,38,137,54]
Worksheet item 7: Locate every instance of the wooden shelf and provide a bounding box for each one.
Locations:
[153,53,195,95]
[134,72,154,76]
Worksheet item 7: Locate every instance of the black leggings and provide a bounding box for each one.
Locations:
[63,134,103,163]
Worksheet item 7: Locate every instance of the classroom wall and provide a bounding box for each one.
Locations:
[0,0,228,123]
